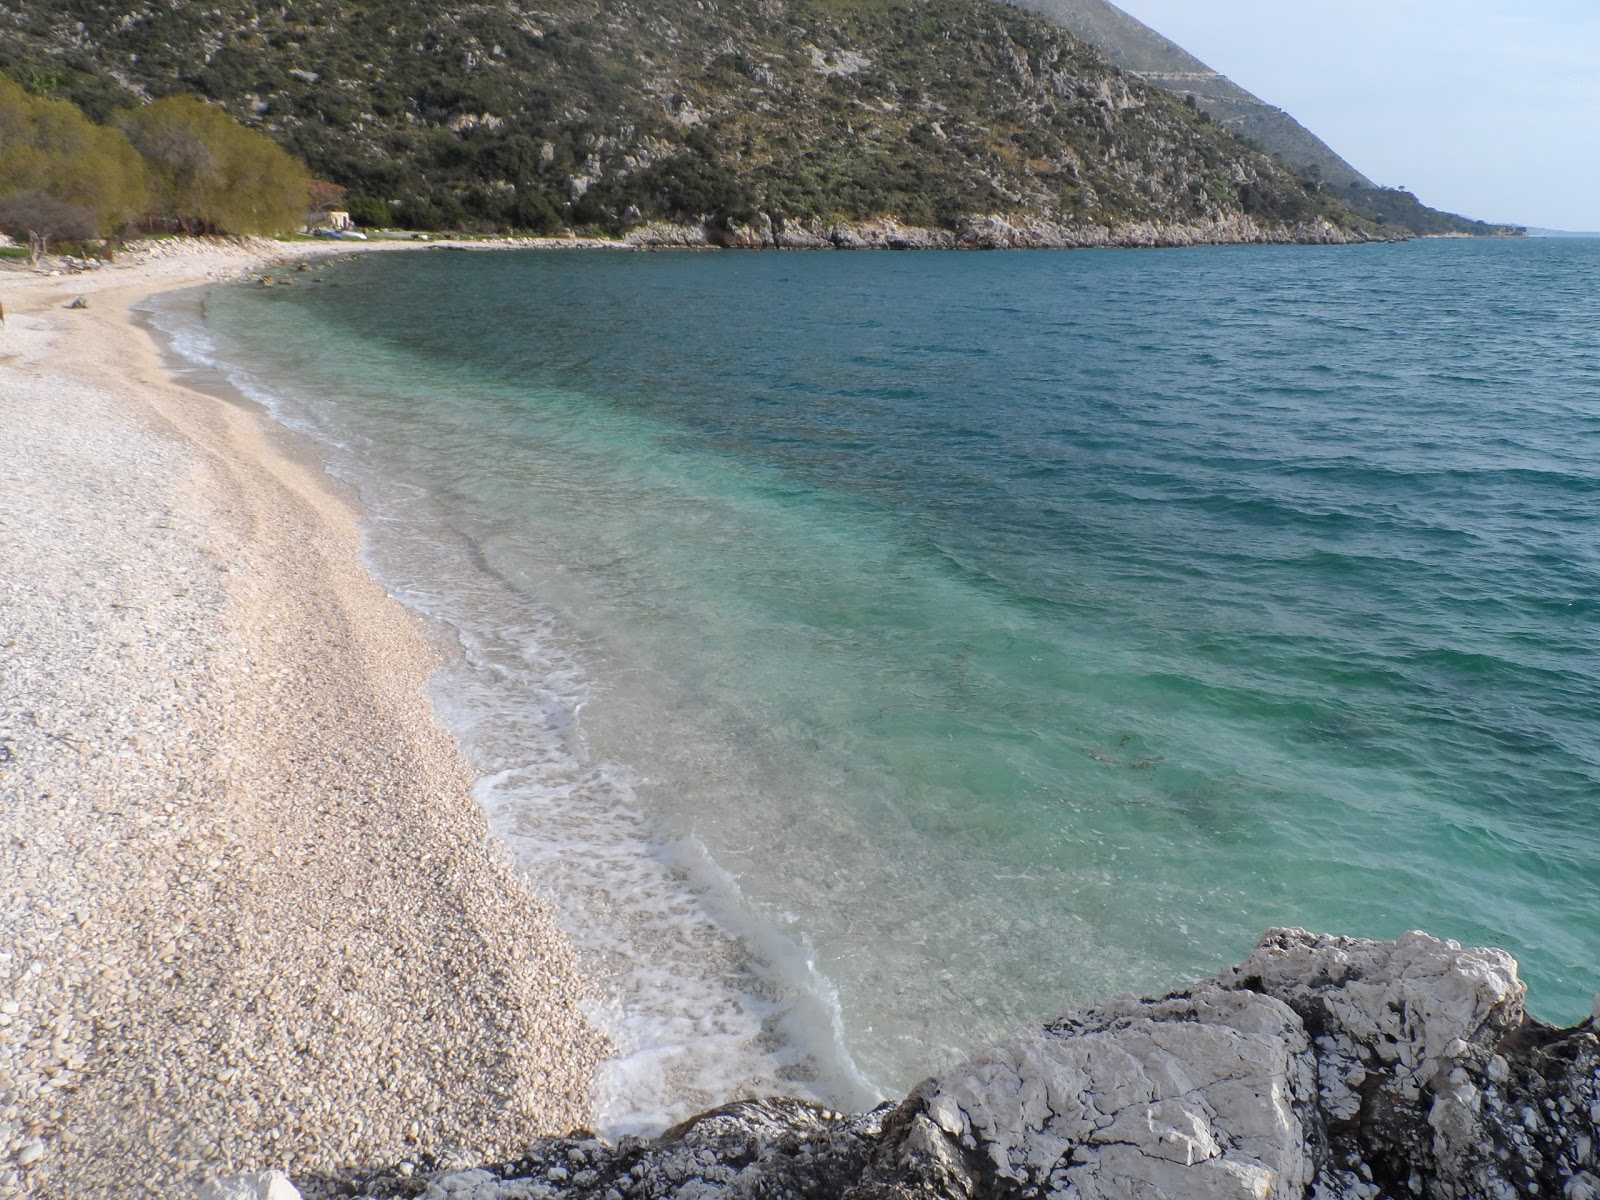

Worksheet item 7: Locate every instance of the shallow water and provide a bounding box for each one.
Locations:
[148,238,1600,1131]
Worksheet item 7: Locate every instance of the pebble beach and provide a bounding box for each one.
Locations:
[0,241,610,1197]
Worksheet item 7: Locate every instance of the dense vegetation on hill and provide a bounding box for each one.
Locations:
[0,74,308,251]
[0,0,1380,238]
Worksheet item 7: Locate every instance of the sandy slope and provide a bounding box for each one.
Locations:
[0,242,608,1198]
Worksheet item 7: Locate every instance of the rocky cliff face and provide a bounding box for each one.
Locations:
[302,929,1597,1200]
[1001,0,1523,238]
[1005,0,1375,191]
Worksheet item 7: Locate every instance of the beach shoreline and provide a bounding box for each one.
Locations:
[0,240,609,1197]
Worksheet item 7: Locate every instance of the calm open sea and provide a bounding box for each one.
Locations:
[148,238,1600,1132]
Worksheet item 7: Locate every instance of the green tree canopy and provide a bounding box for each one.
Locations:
[0,73,148,236]
[118,95,309,235]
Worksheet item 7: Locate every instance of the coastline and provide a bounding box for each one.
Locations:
[622,210,1397,250]
[1,233,1582,1197]
[0,242,608,1197]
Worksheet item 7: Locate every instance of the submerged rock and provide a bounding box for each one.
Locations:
[322,930,1598,1199]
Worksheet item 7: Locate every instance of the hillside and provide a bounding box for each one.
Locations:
[1006,0,1522,237]
[0,0,1381,243]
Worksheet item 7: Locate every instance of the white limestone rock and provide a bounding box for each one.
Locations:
[197,1170,302,1200]
[925,984,1314,1199]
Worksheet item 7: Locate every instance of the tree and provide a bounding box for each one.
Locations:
[345,195,392,227]
[307,177,349,222]
[118,95,309,234]
[513,187,564,234]
[0,191,97,264]
[0,73,148,237]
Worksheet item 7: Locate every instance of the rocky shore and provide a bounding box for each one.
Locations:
[281,929,1598,1200]
[624,212,1396,251]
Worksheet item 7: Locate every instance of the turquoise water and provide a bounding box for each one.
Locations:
[151,239,1600,1130]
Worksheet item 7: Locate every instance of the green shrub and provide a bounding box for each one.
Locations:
[118,94,310,234]
[512,188,565,234]
[346,195,392,227]
[0,73,148,235]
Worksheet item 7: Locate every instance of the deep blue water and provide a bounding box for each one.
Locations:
[152,237,1600,1130]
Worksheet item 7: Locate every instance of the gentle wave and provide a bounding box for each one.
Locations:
[141,286,885,1132]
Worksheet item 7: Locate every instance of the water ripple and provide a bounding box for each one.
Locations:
[185,238,1600,1119]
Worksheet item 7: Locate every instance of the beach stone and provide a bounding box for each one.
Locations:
[439,1168,497,1191]
[13,1141,43,1167]
[197,1170,301,1200]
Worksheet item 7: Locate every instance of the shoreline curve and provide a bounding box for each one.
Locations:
[0,239,609,1197]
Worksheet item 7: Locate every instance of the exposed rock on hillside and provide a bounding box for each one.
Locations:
[305,928,1597,1199]
[1006,0,1374,190]
[1002,0,1523,237]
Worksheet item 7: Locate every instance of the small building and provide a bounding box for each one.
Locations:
[327,210,353,231]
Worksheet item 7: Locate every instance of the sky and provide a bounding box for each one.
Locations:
[1108,0,1600,231]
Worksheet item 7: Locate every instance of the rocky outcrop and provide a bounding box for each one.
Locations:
[624,213,1393,251]
[618,221,715,249]
[1004,0,1377,192]
[311,930,1598,1199]
[1001,0,1521,238]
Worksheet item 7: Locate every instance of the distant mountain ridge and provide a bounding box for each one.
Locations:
[1526,228,1600,238]
[1007,0,1523,236]
[1007,0,1374,189]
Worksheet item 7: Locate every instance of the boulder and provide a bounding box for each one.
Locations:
[321,930,1600,1199]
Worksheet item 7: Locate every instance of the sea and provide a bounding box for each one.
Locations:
[144,237,1600,1134]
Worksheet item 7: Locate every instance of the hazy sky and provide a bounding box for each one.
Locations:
[1109,0,1600,230]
